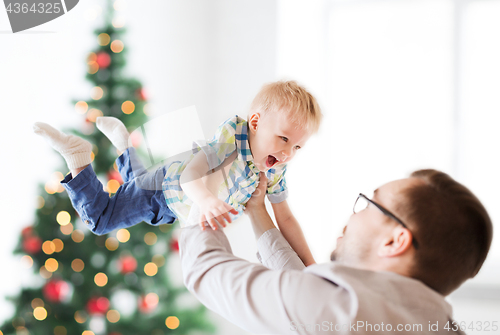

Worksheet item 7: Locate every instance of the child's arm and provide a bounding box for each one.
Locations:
[180,150,237,230]
[271,200,316,266]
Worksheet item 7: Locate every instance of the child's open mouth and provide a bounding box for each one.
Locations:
[266,155,278,168]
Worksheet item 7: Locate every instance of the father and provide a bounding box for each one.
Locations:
[179,169,493,334]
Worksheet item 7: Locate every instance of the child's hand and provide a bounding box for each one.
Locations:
[199,197,238,230]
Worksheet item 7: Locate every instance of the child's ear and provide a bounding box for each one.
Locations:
[248,113,260,134]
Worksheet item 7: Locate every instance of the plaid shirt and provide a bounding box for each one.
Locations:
[162,115,288,224]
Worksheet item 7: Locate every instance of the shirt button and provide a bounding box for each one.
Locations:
[85,220,90,225]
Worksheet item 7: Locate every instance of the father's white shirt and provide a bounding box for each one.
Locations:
[180,225,466,335]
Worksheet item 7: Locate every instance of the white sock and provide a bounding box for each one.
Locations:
[96,116,130,152]
[33,122,92,170]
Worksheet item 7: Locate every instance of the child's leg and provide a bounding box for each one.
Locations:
[34,122,175,235]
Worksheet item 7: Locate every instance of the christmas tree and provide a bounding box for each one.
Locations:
[0,1,215,334]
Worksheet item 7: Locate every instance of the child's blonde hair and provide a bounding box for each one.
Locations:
[249,80,322,133]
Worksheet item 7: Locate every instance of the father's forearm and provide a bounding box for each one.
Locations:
[246,205,277,240]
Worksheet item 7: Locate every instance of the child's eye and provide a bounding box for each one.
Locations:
[280,136,288,142]
[294,145,301,150]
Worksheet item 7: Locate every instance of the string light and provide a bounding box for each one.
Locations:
[75,101,89,114]
[53,239,64,252]
[121,101,135,114]
[88,61,99,74]
[152,255,165,267]
[116,229,130,243]
[113,0,127,11]
[31,298,44,309]
[39,266,52,279]
[110,40,124,53]
[45,258,59,272]
[56,211,71,226]
[144,232,157,245]
[112,17,125,28]
[71,230,85,243]
[90,86,104,100]
[74,311,87,323]
[107,180,120,194]
[165,316,180,329]
[42,241,56,255]
[94,273,108,287]
[36,196,45,209]
[144,262,158,276]
[90,151,95,163]
[106,310,120,323]
[82,331,95,335]
[54,326,67,335]
[87,108,103,122]
[97,33,110,46]
[71,259,85,272]
[143,103,152,116]
[33,307,47,321]
[105,237,119,251]
[21,255,33,268]
[145,293,159,307]
[60,222,73,235]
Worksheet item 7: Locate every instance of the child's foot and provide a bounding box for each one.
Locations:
[96,116,130,153]
[33,122,92,170]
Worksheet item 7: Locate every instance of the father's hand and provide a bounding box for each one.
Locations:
[245,173,276,240]
[244,172,267,213]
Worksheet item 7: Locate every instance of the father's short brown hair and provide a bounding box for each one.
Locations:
[400,169,493,296]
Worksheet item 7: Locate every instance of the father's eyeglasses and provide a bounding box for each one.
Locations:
[353,193,419,250]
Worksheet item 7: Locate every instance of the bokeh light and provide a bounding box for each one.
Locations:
[113,0,127,11]
[121,100,135,114]
[97,33,110,46]
[110,40,124,53]
[53,239,64,252]
[42,241,56,255]
[112,17,126,28]
[90,86,104,100]
[74,311,87,323]
[21,255,33,268]
[54,325,67,335]
[145,293,159,307]
[106,310,120,323]
[152,254,165,267]
[82,331,95,335]
[39,266,52,279]
[31,298,44,309]
[60,222,73,235]
[45,258,59,272]
[105,237,119,251]
[144,262,158,276]
[56,211,71,226]
[36,196,45,209]
[33,307,47,321]
[71,259,85,272]
[75,101,88,114]
[165,316,180,329]
[87,108,103,122]
[107,179,120,194]
[94,272,108,287]
[71,230,85,243]
[144,232,157,245]
[116,229,130,243]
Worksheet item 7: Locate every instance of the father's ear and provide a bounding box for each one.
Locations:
[377,226,413,258]
[248,113,260,134]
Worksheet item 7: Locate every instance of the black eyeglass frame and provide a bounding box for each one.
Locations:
[354,193,419,250]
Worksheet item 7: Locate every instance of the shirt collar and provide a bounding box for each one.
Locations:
[235,118,254,163]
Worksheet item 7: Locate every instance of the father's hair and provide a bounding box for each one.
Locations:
[249,80,322,133]
[400,169,493,296]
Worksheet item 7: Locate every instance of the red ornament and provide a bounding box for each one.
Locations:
[96,52,111,69]
[170,238,179,252]
[135,88,147,101]
[22,235,42,254]
[43,279,70,303]
[107,170,123,184]
[21,226,33,237]
[138,294,158,314]
[86,296,110,315]
[118,255,137,274]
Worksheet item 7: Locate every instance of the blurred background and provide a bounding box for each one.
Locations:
[1,0,499,334]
